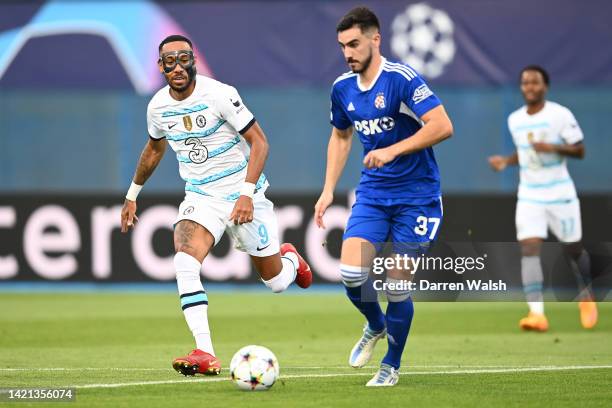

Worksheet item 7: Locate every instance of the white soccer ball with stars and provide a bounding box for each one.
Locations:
[390,2,455,78]
[229,345,280,391]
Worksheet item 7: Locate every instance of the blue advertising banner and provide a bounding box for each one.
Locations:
[1,0,611,93]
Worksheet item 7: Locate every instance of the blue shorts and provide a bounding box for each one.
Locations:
[343,197,443,255]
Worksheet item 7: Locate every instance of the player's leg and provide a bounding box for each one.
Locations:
[172,199,226,376]
[516,200,549,331]
[365,199,442,387]
[227,194,311,293]
[342,203,389,369]
[548,200,597,328]
[342,237,387,368]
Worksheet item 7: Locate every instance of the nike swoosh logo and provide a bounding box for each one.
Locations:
[168,123,177,129]
[257,244,271,251]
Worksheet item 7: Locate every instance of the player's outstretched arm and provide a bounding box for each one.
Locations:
[120,138,167,233]
[488,151,518,172]
[363,105,453,169]
[229,121,269,225]
[315,126,353,229]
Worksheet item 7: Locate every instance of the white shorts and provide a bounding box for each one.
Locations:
[515,198,582,242]
[175,192,280,257]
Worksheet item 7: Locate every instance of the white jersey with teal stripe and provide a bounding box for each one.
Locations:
[507,101,583,203]
[147,75,268,200]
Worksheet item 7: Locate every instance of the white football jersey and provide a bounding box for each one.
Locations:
[147,75,268,200]
[507,101,583,203]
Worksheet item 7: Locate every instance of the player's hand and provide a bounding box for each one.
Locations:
[230,195,254,225]
[120,199,139,233]
[487,155,508,172]
[531,142,557,153]
[315,191,333,229]
[363,148,395,169]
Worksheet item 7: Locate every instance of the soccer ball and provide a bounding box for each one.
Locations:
[229,345,280,391]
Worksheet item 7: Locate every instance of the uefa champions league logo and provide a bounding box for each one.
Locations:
[390,3,456,78]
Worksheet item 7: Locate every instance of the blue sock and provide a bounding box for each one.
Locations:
[344,278,386,332]
[382,297,414,369]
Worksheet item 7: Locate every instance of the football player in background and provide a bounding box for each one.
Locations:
[488,65,597,331]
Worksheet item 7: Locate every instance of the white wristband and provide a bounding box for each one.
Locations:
[239,182,256,199]
[126,182,143,201]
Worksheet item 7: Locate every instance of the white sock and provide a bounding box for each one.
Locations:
[263,253,298,293]
[521,256,544,315]
[528,301,544,315]
[174,252,215,356]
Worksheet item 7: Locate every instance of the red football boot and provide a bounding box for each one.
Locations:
[281,243,312,288]
[172,349,221,376]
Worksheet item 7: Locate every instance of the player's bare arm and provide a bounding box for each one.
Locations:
[363,105,453,169]
[531,141,585,158]
[488,151,518,172]
[315,126,353,228]
[229,121,269,225]
[120,138,167,233]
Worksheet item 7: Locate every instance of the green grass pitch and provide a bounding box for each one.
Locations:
[0,291,611,407]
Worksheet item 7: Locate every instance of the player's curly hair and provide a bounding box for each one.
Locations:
[336,6,380,33]
[520,65,550,86]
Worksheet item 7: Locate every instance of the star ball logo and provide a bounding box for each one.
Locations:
[390,3,456,78]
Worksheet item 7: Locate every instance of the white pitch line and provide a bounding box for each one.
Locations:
[0,365,523,372]
[68,365,612,389]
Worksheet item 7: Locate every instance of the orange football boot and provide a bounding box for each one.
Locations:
[579,300,598,329]
[519,312,549,332]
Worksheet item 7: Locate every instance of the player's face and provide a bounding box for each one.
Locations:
[520,70,547,105]
[158,41,196,92]
[338,27,379,74]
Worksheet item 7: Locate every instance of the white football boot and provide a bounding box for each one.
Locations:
[349,324,386,368]
[366,363,399,387]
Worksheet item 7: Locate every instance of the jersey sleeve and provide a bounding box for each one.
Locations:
[400,72,441,118]
[146,103,166,140]
[217,85,256,134]
[330,86,352,130]
[559,108,584,144]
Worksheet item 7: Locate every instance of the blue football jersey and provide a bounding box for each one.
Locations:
[330,58,442,205]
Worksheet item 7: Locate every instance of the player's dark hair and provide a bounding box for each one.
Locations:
[158,34,193,53]
[520,65,550,86]
[336,6,380,33]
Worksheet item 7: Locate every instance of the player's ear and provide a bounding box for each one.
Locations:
[157,58,164,74]
[372,32,381,47]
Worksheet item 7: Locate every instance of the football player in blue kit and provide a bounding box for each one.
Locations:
[315,7,453,386]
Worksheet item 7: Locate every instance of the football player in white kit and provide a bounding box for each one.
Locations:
[120,35,312,375]
[489,65,597,331]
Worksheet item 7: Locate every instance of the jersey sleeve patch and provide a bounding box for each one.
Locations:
[218,85,255,133]
[396,68,441,118]
[559,108,584,145]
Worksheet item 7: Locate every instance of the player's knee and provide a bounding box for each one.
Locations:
[520,239,542,257]
[340,264,369,288]
[385,278,411,302]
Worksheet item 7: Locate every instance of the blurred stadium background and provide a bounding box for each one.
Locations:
[0,0,611,286]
